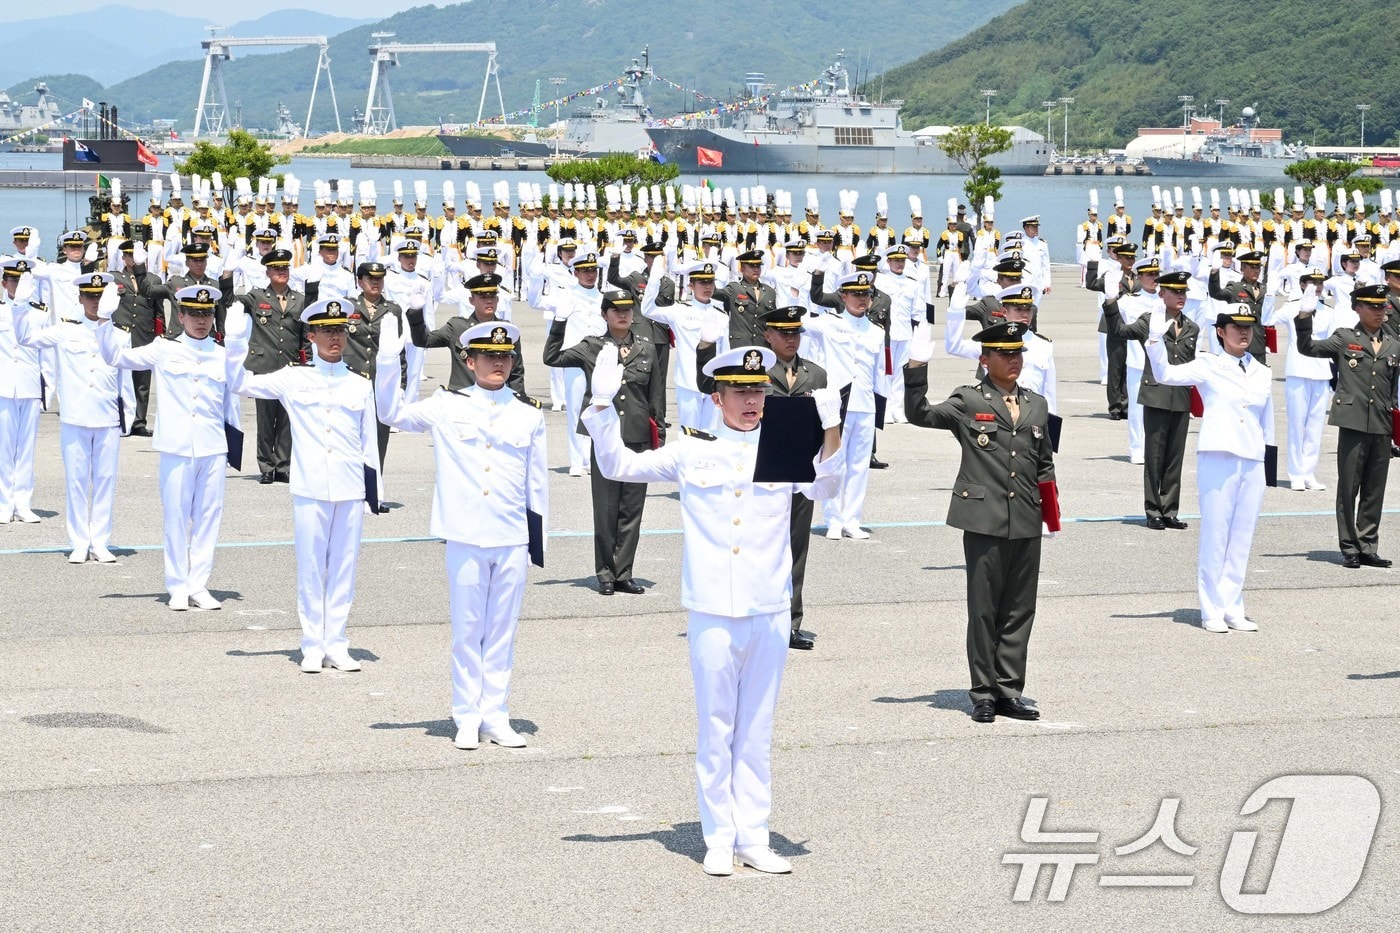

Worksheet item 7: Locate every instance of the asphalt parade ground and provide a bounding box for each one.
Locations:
[2,267,1396,930]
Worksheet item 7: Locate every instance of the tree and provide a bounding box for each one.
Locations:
[937,124,1013,211]
[546,152,680,189]
[176,129,288,202]
[1284,158,1379,190]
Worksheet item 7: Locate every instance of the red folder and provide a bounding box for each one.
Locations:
[649,417,662,450]
[1189,386,1204,418]
[885,345,894,375]
[1039,481,1061,533]
[1265,325,1278,353]
[1392,409,1400,447]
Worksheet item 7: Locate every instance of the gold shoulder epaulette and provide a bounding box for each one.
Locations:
[513,390,542,409]
[681,426,716,440]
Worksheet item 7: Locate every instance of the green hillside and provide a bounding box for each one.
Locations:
[871,0,1398,150]
[30,0,1022,134]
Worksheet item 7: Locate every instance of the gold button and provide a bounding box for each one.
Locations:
[733,518,741,525]
[486,442,493,448]
[1009,471,1016,478]
[734,490,743,497]
[732,546,740,554]
[619,394,625,400]
[484,466,491,472]
[1011,451,1018,458]
[1009,491,1016,498]
[482,489,490,496]
[961,491,969,498]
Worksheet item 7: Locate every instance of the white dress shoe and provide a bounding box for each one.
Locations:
[736,845,792,873]
[480,723,527,748]
[90,547,117,563]
[1225,617,1259,632]
[0,513,10,524]
[824,524,842,540]
[703,847,734,876]
[299,653,325,673]
[1304,477,1327,490]
[13,509,40,523]
[326,650,361,672]
[1290,480,1306,491]
[843,525,871,539]
[568,466,585,477]
[169,594,189,611]
[1201,618,1229,634]
[67,549,87,564]
[189,591,222,610]
[453,726,480,750]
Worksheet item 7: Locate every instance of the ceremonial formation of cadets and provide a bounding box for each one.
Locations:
[7,166,1400,875]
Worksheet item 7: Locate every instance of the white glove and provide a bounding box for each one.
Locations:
[84,242,99,263]
[699,312,725,345]
[132,242,147,265]
[96,284,119,320]
[909,319,936,363]
[377,311,406,361]
[590,344,624,405]
[1300,288,1318,315]
[813,386,842,430]
[1148,307,1169,341]
[222,302,251,343]
[552,300,573,323]
[1102,266,1122,294]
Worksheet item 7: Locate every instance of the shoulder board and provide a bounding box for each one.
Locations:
[29,301,47,312]
[513,390,542,409]
[1036,332,1053,343]
[681,426,716,440]
[162,332,180,341]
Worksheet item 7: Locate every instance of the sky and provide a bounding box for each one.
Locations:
[10,0,428,21]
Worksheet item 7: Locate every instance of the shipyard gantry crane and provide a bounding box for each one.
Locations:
[193,29,342,138]
[361,33,506,134]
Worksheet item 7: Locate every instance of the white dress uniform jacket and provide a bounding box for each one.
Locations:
[1148,342,1275,459]
[97,328,238,456]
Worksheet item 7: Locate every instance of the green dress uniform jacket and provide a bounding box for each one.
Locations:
[405,308,525,394]
[1101,302,1200,411]
[543,323,665,446]
[342,294,404,379]
[239,286,307,375]
[1208,269,1267,362]
[717,278,778,348]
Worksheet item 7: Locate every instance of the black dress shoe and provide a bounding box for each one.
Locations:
[994,697,1041,721]
[274,470,291,483]
[1359,553,1393,568]
[376,504,390,514]
[598,581,615,595]
[1108,411,1125,421]
[869,457,889,469]
[1343,555,1361,568]
[795,628,817,640]
[971,700,997,723]
[259,471,275,485]
[1392,444,1400,459]
[615,580,646,594]
[788,631,815,650]
[130,425,153,437]
[1162,517,1189,529]
[1145,517,1165,530]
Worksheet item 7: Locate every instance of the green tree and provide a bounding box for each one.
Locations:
[176,129,288,202]
[1285,158,1370,189]
[937,124,1013,210]
[546,152,680,189]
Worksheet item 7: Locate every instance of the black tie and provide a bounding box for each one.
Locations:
[1239,359,1247,374]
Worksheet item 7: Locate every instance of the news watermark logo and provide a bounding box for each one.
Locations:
[1003,774,1380,913]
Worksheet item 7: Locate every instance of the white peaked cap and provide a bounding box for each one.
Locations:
[1210,188,1219,209]
[443,180,456,203]
[875,191,888,217]
[1293,186,1305,209]
[1314,185,1327,210]
[414,180,428,205]
[1191,186,1202,209]
[392,180,403,201]
[1114,185,1124,207]
[806,188,819,212]
[946,197,957,223]
[983,195,994,220]
[1088,189,1099,210]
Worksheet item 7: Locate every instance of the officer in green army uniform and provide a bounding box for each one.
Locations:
[717,250,778,348]
[236,248,307,483]
[544,288,667,595]
[965,257,1026,326]
[903,319,1057,723]
[1088,239,1139,420]
[1296,283,1400,568]
[608,240,676,424]
[404,273,525,394]
[1101,270,1200,529]
[1208,250,1267,363]
[344,261,404,512]
[108,240,158,436]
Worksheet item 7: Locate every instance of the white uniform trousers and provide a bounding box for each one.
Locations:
[158,452,226,600]
[118,370,136,435]
[0,397,40,518]
[676,387,719,433]
[548,365,567,408]
[1285,376,1331,483]
[887,340,910,422]
[1196,451,1265,625]
[59,424,120,554]
[291,495,364,660]
[1126,366,1145,462]
[446,541,528,732]
[834,410,875,530]
[688,608,789,850]
[563,369,592,473]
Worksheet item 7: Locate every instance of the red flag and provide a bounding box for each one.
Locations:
[136,140,159,167]
[696,146,723,168]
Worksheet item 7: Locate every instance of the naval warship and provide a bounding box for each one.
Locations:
[645,53,1051,176]
[0,84,64,138]
[1137,107,1298,178]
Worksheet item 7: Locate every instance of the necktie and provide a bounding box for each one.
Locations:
[1004,394,1020,423]
[1239,359,1248,374]
[786,366,797,390]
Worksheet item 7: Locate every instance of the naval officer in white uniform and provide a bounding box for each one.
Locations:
[584,345,843,877]
[0,258,44,525]
[224,298,380,672]
[375,316,548,751]
[98,285,240,610]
